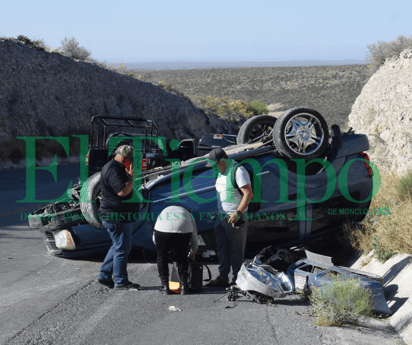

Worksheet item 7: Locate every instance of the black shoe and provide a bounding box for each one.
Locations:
[181,283,189,295]
[205,275,229,287]
[98,279,114,289]
[160,279,172,295]
[230,275,238,286]
[114,282,140,290]
[160,285,172,295]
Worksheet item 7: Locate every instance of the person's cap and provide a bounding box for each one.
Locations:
[116,145,133,159]
[205,148,229,167]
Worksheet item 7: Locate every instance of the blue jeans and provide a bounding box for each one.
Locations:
[214,216,248,279]
[98,221,133,287]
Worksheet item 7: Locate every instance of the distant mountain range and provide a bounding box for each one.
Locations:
[113,59,365,71]
[103,44,367,70]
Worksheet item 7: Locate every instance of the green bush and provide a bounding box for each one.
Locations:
[247,100,269,115]
[309,274,373,326]
[196,96,253,122]
[366,35,412,73]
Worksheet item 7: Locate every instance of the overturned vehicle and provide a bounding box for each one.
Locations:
[28,107,378,258]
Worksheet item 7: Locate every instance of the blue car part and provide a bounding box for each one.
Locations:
[287,250,391,315]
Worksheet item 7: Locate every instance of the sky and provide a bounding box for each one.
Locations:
[1,0,411,63]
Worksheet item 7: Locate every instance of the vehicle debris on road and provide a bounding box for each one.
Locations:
[227,247,391,316]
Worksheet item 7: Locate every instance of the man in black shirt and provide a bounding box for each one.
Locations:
[97,145,140,290]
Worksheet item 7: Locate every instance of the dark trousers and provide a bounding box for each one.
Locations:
[154,230,192,280]
[214,216,248,279]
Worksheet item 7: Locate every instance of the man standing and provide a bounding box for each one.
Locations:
[206,148,253,287]
[97,145,140,290]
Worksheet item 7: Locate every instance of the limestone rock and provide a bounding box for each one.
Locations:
[348,49,412,176]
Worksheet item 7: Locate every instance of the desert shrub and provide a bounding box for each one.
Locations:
[309,275,373,326]
[16,35,33,45]
[247,100,269,115]
[371,232,395,262]
[110,61,137,77]
[58,37,93,61]
[395,170,412,201]
[343,172,412,262]
[342,222,372,255]
[366,35,412,73]
[196,96,253,122]
[32,39,51,51]
[156,82,193,104]
[158,81,172,92]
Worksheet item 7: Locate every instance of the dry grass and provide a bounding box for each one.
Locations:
[309,275,373,326]
[138,64,370,128]
[343,172,412,261]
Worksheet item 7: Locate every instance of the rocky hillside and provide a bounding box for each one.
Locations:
[348,49,412,176]
[0,38,235,166]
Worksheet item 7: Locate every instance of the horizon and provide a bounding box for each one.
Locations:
[114,59,366,71]
[1,0,410,63]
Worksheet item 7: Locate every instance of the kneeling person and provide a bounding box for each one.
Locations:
[153,206,199,295]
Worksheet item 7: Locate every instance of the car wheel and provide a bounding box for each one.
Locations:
[237,115,277,144]
[80,173,105,230]
[273,107,329,161]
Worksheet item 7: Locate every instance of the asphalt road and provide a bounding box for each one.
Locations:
[0,163,405,344]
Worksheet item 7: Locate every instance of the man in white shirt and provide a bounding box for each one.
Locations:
[206,148,253,287]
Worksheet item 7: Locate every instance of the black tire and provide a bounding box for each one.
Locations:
[80,173,105,230]
[273,107,329,161]
[326,125,342,163]
[331,124,342,150]
[237,115,277,144]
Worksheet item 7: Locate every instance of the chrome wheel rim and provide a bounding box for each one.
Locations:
[284,113,324,155]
